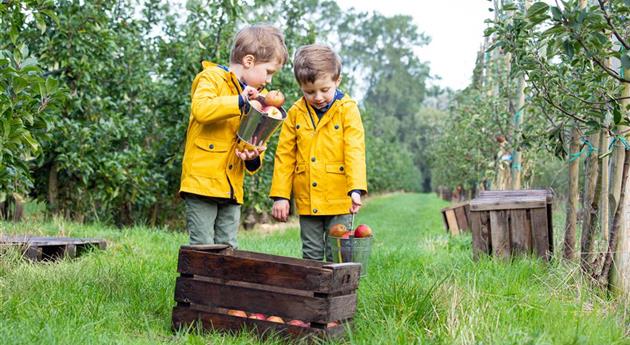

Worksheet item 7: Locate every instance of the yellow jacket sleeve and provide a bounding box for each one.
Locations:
[191,73,241,124]
[269,109,298,199]
[342,102,368,194]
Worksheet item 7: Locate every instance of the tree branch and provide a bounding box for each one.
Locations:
[597,0,629,50]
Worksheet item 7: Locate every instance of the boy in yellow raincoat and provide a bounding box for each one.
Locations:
[180,25,288,246]
[270,44,367,261]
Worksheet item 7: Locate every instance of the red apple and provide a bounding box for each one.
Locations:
[341,231,352,239]
[354,224,372,238]
[227,309,247,318]
[287,319,309,327]
[328,223,348,237]
[265,90,285,107]
[262,105,283,120]
[266,316,285,323]
[248,313,266,320]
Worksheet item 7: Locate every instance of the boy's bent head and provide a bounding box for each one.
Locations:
[230,25,289,66]
[293,44,341,85]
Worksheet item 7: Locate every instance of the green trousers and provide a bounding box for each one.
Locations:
[299,214,353,261]
[183,193,240,247]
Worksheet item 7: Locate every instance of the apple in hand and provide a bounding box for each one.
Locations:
[354,224,372,238]
[328,223,348,238]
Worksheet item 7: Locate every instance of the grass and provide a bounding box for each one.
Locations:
[1,193,629,344]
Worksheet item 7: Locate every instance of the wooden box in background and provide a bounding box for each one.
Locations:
[441,201,470,235]
[470,190,553,260]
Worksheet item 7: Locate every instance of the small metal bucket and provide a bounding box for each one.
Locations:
[328,236,373,277]
[237,97,287,149]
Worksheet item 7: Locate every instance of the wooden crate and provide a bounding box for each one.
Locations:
[0,236,107,261]
[441,201,470,235]
[171,244,362,341]
[470,190,553,260]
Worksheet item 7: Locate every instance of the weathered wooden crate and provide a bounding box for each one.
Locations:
[171,244,362,341]
[470,190,553,260]
[0,236,107,261]
[441,201,470,235]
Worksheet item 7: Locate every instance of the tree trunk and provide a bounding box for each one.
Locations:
[600,129,610,242]
[48,160,59,215]
[611,70,630,293]
[564,126,581,260]
[601,147,630,288]
[580,132,601,269]
[511,76,526,190]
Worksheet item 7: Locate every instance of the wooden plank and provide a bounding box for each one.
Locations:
[230,249,323,268]
[177,249,359,293]
[470,197,546,211]
[174,277,356,323]
[479,189,553,203]
[546,204,554,254]
[23,245,42,261]
[490,210,510,259]
[441,210,449,232]
[530,208,551,260]
[454,206,469,231]
[323,263,362,293]
[171,305,346,340]
[509,209,531,255]
[445,210,459,235]
[470,211,490,258]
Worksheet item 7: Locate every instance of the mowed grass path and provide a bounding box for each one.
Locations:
[1,193,628,344]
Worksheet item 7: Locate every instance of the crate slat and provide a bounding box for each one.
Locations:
[510,209,532,254]
[490,210,510,258]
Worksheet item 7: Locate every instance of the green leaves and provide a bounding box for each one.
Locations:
[527,2,550,25]
[621,50,630,70]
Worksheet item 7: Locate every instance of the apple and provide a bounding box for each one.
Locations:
[262,105,283,120]
[266,316,285,323]
[354,224,372,238]
[327,321,339,328]
[287,319,309,327]
[495,134,506,143]
[249,99,263,111]
[248,313,266,320]
[265,90,285,107]
[341,231,352,239]
[328,223,348,238]
[227,309,247,318]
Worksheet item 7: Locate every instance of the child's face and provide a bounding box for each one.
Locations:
[241,57,282,91]
[299,75,341,110]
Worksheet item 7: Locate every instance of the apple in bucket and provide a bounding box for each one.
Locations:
[265,90,285,107]
[354,224,372,238]
[262,105,283,120]
[328,223,348,238]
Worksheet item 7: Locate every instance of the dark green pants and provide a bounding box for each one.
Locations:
[299,214,353,261]
[183,193,240,247]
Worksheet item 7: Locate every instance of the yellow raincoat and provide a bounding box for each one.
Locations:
[270,95,367,215]
[179,61,262,204]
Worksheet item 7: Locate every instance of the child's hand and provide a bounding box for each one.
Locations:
[241,86,259,100]
[350,191,362,214]
[272,199,290,222]
[236,145,266,161]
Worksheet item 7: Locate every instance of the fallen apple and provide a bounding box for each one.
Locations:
[265,90,285,107]
[354,224,372,238]
[248,313,266,320]
[227,309,247,318]
[327,321,339,328]
[266,315,285,323]
[328,223,348,237]
[287,319,309,327]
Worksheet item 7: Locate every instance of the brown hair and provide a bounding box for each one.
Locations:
[230,24,289,65]
[293,44,342,85]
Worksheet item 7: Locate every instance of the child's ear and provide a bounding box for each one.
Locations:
[242,54,255,68]
[335,76,342,87]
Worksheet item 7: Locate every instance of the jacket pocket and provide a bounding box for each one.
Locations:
[190,137,232,178]
[325,163,345,174]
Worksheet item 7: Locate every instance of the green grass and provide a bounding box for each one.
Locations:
[1,193,629,344]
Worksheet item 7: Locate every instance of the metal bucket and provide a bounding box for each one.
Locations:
[328,236,373,277]
[237,97,287,149]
